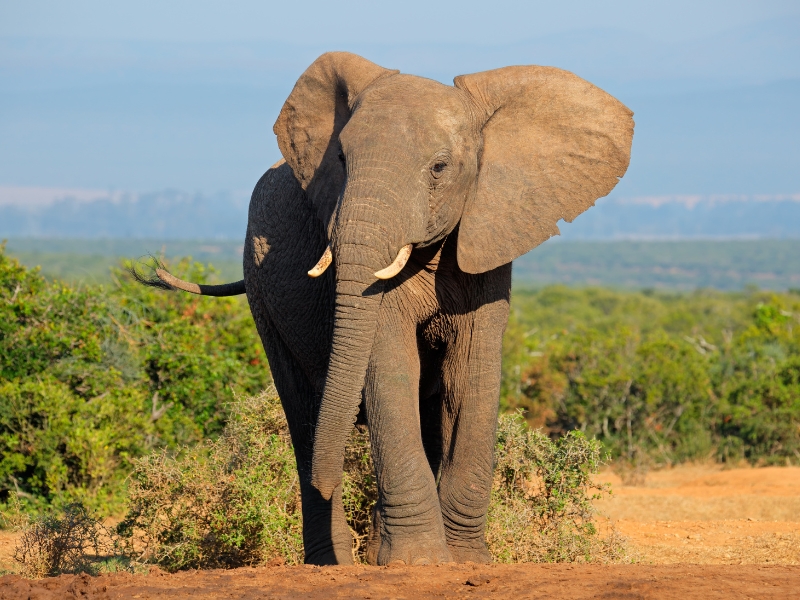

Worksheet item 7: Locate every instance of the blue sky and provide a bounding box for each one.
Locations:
[1,1,798,195]
[3,1,798,44]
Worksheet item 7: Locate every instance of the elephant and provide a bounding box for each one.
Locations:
[137,52,633,566]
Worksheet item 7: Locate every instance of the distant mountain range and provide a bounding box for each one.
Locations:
[562,195,800,240]
[2,188,798,240]
[0,189,249,239]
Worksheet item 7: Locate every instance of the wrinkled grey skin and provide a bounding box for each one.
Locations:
[245,161,510,566]
[145,52,633,566]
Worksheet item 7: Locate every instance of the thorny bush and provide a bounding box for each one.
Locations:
[9,502,118,578]
[116,390,304,570]
[116,390,381,569]
[487,412,627,563]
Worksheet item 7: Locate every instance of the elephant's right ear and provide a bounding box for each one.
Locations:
[274,52,398,224]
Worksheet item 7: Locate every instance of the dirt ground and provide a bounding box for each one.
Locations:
[2,564,799,599]
[2,464,799,599]
[595,464,800,565]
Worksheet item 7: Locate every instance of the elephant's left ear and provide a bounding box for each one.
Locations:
[453,66,634,274]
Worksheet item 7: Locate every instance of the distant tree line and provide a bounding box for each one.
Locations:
[502,286,800,468]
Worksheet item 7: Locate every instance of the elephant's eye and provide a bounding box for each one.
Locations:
[338,151,346,165]
[431,161,447,178]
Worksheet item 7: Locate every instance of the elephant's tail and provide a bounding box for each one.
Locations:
[128,260,246,297]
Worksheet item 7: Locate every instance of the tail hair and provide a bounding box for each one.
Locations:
[127,255,175,291]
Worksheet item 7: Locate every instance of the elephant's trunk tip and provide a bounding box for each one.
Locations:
[311,471,337,502]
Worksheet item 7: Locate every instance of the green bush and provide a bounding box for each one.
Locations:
[0,245,268,513]
[109,393,624,571]
[504,287,800,466]
[117,389,303,570]
[547,329,715,463]
[0,377,151,511]
[116,391,379,569]
[8,402,626,574]
[4,239,800,542]
[487,413,626,563]
[718,356,800,463]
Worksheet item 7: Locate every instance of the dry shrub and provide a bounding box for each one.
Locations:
[11,503,116,578]
[486,412,629,563]
[10,393,626,574]
[342,424,378,562]
[117,390,379,569]
[116,389,304,570]
[612,454,653,486]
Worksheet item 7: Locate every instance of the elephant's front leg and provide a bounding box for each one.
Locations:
[363,318,453,566]
[245,303,354,565]
[437,295,510,564]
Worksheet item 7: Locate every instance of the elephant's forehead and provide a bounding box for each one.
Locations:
[352,75,471,138]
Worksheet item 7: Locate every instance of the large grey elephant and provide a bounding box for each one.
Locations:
[139,52,633,566]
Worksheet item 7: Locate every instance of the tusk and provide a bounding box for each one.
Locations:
[374,244,413,280]
[308,245,333,278]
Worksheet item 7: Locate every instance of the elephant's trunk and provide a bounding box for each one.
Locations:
[310,204,394,500]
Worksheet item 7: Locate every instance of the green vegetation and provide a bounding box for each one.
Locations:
[502,286,800,467]
[487,414,625,563]
[0,244,268,514]
[117,390,303,570]
[9,392,622,575]
[3,242,800,571]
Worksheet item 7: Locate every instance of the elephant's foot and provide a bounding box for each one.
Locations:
[305,543,354,566]
[447,543,492,564]
[376,534,453,566]
[303,529,355,565]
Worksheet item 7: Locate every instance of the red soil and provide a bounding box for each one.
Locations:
[1,563,799,599]
[2,464,799,599]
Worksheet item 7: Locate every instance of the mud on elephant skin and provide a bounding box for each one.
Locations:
[133,52,633,566]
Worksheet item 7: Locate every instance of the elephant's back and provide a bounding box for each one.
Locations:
[244,160,333,383]
[247,159,307,239]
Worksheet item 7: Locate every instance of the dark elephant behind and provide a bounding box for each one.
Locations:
[140,52,633,566]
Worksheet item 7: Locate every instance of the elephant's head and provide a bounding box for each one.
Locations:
[274,52,633,499]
